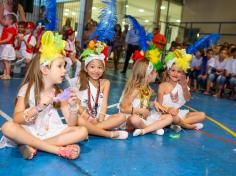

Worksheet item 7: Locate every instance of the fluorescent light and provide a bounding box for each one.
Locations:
[64,12,69,16]
[160,5,166,10]
[72,12,76,16]
[92,7,97,10]
[122,21,126,24]
[144,19,149,23]
[125,5,129,8]
[176,19,181,23]
[197,33,200,38]
[139,9,144,12]
[64,9,69,12]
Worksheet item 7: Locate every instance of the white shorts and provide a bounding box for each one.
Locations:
[178,109,189,119]
[142,111,161,125]
[0,44,16,61]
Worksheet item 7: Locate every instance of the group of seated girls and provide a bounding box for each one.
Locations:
[0,32,205,160]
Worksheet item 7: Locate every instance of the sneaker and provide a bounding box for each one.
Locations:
[133,129,143,137]
[152,129,165,135]
[170,125,182,132]
[194,123,204,130]
[112,131,128,139]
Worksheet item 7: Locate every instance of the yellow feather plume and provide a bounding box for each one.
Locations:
[40,31,66,65]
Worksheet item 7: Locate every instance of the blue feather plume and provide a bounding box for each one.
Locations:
[45,0,57,31]
[89,0,117,42]
[187,33,220,54]
[125,15,147,51]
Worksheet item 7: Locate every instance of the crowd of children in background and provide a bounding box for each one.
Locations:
[0,15,235,101]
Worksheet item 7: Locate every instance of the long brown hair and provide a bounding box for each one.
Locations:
[19,54,60,108]
[122,59,149,98]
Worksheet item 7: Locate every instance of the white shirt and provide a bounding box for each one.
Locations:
[214,57,227,70]
[191,56,202,68]
[207,57,215,67]
[227,58,236,74]
[21,34,36,52]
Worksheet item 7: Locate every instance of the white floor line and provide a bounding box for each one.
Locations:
[107,103,119,109]
[0,110,11,120]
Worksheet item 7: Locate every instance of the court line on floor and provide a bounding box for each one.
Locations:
[184,105,236,138]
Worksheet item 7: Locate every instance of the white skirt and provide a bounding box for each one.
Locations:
[142,110,161,125]
[0,123,68,148]
[178,109,190,119]
[0,44,16,61]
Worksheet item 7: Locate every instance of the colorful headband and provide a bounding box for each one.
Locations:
[132,43,162,75]
[80,40,108,66]
[165,49,192,73]
[40,31,66,65]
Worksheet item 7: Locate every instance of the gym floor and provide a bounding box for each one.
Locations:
[0,70,236,176]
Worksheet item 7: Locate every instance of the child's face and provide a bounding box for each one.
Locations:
[169,64,183,82]
[18,25,25,34]
[86,60,105,80]
[207,51,213,59]
[25,28,33,34]
[147,70,157,83]
[219,50,227,59]
[195,51,201,58]
[5,16,13,26]
[46,57,66,84]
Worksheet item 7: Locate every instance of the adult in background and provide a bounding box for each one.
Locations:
[112,24,124,71]
[0,0,26,33]
[152,25,166,51]
[61,18,72,40]
[121,27,140,74]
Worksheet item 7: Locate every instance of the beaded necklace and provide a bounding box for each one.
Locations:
[87,80,100,117]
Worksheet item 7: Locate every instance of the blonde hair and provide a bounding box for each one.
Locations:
[18,54,61,108]
[123,59,149,98]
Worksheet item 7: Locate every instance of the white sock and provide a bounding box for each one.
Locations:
[133,129,143,137]
[194,123,204,130]
[152,129,165,135]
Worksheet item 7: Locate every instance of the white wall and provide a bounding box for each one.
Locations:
[182,0,236,43]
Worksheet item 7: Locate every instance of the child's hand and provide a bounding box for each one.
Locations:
[168,108,179,116]
[154,101,168,113]
[139,108,150,118]
[68,88,78,106]
[179,74,188,87]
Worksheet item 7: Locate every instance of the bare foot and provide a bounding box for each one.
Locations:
[19,145,37,160]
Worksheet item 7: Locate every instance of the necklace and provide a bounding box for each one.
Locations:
[168,81,179,103]
[87,80,100,117]
[140,86,151,108]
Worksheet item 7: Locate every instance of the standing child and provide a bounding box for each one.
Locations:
[14,21,26,60]
[158,49,205,130]
[0,13,17,80]
[64,28,81,79]
[20,21,36,65]
[0,31,88,160]
[71,40,128,139]
[119,56,173,136]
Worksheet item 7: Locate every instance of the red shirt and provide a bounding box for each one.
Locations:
[152,33,167,50]
[1,26,17,44]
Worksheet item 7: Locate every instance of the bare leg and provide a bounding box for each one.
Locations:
[182,112,205,124]
[44,126,88,146]
[141,114,173,134]
[95,113,126,130]
[78,117,117,138]
[2,121,60,154]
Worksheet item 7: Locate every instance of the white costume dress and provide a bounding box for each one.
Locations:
[71,79,107,119]
[0,85,67,148]
[162,83,189,119]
